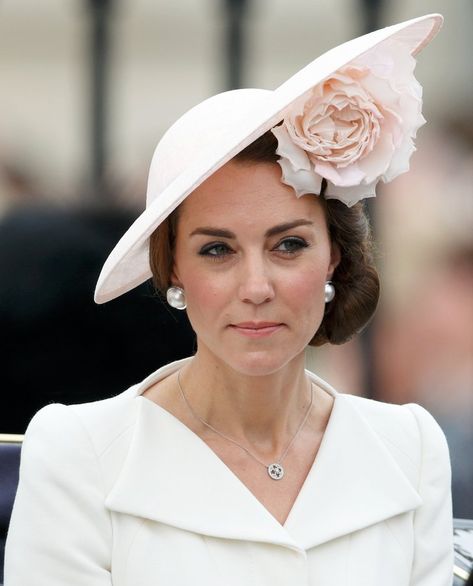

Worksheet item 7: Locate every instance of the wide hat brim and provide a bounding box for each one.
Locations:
[94,13,443,304]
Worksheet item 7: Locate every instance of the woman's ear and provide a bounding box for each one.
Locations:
[170,265,183,289]
[328,242,341,279]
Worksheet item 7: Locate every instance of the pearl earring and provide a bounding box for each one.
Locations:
[166,286,187,310]
[324,281,335,303]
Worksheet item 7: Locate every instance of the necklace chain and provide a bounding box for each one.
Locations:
[176,368,314,480]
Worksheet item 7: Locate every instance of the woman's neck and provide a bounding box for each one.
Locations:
[179,345,312,455]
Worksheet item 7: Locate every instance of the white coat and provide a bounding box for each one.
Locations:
[5,358,453,585]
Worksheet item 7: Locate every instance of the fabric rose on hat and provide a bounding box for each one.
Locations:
[271,40,425,206]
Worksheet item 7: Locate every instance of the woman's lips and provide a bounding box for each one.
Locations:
[229,322,284,338]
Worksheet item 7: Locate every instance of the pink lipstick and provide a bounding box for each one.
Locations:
[230,321,283,338]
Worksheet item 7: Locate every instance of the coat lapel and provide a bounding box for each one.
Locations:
[105,393,298,549]
[105,360,422,551]
[284,378,422,549]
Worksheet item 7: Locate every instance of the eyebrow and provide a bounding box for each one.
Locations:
[190,219,314,239]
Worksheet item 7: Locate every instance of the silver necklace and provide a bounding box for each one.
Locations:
[177,369,314,481]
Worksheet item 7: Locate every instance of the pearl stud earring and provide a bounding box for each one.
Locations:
[166,286,187,310]
[324,281,335,303]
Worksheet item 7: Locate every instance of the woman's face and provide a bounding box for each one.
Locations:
[172,160,340,376]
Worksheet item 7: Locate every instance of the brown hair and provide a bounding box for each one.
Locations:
[149,130,380,346]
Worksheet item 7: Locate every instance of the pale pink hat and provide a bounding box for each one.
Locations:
[95,13,443,304]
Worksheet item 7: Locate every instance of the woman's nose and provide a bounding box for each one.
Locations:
[237,254,275,305]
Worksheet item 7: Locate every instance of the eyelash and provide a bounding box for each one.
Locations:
[275,236,309,254]
[198,237,309,260]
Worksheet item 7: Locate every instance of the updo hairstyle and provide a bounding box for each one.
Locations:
[149,130,380,346]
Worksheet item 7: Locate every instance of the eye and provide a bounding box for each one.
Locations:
[198,242,234,259]
[274,236,309,254]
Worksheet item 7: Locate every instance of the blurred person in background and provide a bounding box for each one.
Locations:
[376,246,473,519]
[5,15,454,586]
[0,159,41,217]
[0,204,195,433]
[374,118,473,520]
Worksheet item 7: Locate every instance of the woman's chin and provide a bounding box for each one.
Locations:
[219,348,305,378]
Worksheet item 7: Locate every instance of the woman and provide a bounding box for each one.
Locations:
[5,13,452,586]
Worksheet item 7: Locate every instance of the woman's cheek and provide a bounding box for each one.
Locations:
[285,266,327,302]
[186,277,230,317]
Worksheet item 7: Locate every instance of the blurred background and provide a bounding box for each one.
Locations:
[0,0,471,518]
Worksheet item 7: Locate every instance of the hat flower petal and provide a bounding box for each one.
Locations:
[271,38,425,206]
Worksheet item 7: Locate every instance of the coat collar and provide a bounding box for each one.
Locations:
[105,358,422,551]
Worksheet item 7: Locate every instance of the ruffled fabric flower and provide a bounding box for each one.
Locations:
[271,39,425,206]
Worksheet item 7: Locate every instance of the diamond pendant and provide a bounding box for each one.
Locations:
[267,463,284,480]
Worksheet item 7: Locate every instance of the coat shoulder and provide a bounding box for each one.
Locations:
[25,383,138,444]
[68,385,140,455]
[340,394,448,483]
[23,385,141,494]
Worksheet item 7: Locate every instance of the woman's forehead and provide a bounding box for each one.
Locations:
[177,160,325,230]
